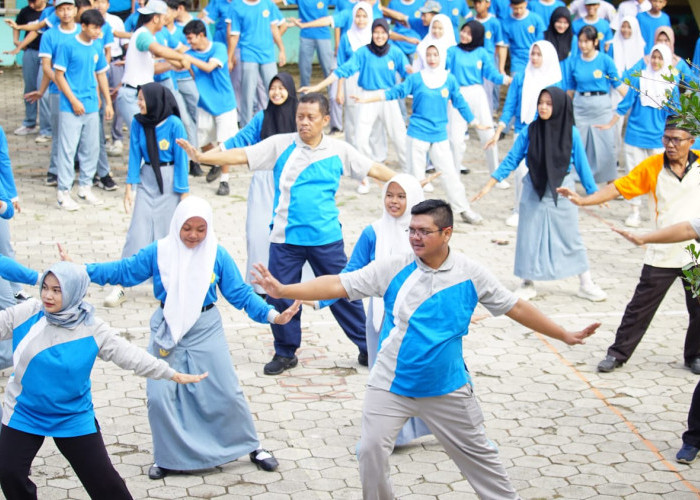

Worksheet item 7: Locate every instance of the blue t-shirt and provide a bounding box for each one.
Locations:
[39,24,79,95]
[386,0,422,56]
[124,11,139,32]
[489,0,511,22]
[572,17,613,50]
[38,6,58,32]
[223,110,264,149]
[566,51,621,93]
[446,45,504,86]
[229,0,279,64]
[205,0,234,44]
[498,70,563,133]
[108,0,131,12]
[502,11,545,73]
[153,28,175,83]
[187,41,237,115]
[95,18,114,53]
[438,0,472,39]
[335,44,408,90]
[53,34,108,114]
[287,0,335,39]
[637,10,670,54]
[475,14,504,57]
[127,115,190,193]
[385,72,474,142]
[527,0,565,25]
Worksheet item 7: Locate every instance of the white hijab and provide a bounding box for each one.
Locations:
[369,174,424,331]
[414,14,456,72]
[157,196,218,345]
[347,2,373,51]
[520,40,562,124]
[640,43,674,109]
[611,16,645,75]
[419,43,449,89]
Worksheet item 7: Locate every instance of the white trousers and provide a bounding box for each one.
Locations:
[356,89,405,166]
[624,144,663,208]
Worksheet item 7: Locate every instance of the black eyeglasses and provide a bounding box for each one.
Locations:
[662,135,693,147]
[406,226,452,237]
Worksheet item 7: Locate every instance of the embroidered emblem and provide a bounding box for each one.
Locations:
[441,88,449,98]
[593,69,603,79]
[388,60,395,70]
[485,31,492,39]
[159,348,170,357]
[527,25,535,33]
[262,9,270,17]
[159,139,170,150]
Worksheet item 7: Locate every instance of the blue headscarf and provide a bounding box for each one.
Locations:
[40,262,95,329]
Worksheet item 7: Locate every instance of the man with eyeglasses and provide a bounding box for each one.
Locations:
[558,116,700,374]
[250,198,599,499]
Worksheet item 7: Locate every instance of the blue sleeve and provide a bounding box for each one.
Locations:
[492,128,529,181]
[337,36,351,65]
[95,47,108,73]
[499,72,522,125]
[223,111,263,149]
[694,38,700,70]
[605,55,621,88]
[334,51,361,79]
[102,24,114,46]
[481,49,504,84]
[385,74,413,100]
[393,47,407,79]
[127,119,143,184]
[572,127,597,194]
[536,14,545,39]
[86,243,157,286]
[0,128,17,200]
[171,118,189,193]
[215,246,272,323]
[615,75,637,116]
[449,78,475,123]
[0,256,38,286]
[622,59,644,82]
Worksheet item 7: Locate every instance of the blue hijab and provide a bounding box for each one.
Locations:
[40,262,95,329]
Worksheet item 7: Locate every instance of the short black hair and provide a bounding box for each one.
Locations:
[80,8,105,26]
[510,0,526,4]
[136,12,155,28]
[183,19,207,36]
[411,199,453,229]
[75,0,92,9]
[165,0,179,10]
[176,0,188,7]
[299,92,330,117]
[579,24,599,49]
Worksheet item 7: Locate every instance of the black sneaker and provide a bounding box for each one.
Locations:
[13,290,31,302]
[206,165,221,183]
[96,174,118,191]
[45,173,58,187]
[190,160,204,177]
[249,449,278,471]
[264,354,298,375]
[597,355,623,373]
[216,181,229,196]
[148,464,170,480]
[358,351,368,366]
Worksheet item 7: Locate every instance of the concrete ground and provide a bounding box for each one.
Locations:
[1,66,700,499]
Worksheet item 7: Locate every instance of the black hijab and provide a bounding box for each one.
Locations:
[527,86,573,204]
[368,18,390,57]
[260,73,298,140]
[544,7,573,62]
[457,20,484,52]
[134,82,180,194]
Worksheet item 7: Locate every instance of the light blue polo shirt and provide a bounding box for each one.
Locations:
[53,34,108,114]
[502,11,545,73]
[286,0,335,40]
[334,44,408,90]
[187,41,237,115]
[39,24,80,95]
[229,0,279,64]
[244,133,373,246]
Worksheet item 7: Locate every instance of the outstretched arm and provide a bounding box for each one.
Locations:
[557,182,620,206]
[612,221,698,246]
[506,299,600,345]
[251,263,348,300]
[176,138,249,166]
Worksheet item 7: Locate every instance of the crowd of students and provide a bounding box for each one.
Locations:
[1,0,700,497]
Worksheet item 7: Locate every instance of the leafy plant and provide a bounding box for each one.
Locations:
[683,243,700,299]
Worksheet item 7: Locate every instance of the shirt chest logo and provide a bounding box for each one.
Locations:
[527,24,535,33]
[476,60,482,69]
[159,138,170,150]
[485,30,492,39]
[593,69,603,79]
[441,87,449,98]
[387,60,395,70]
[93,54,99,63]
[317,1,324,8]
[262,9,270,17]
[452,7,458,16]
[414,11,421,18]
[597,32,604,40]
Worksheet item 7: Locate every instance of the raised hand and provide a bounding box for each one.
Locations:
[171,371,209,384]
[274,300,302,324]
[561,322,601,345]
[250,263,285,298]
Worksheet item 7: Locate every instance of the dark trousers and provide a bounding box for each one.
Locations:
[608,264,700,364]
[0,424,132,500]
[683,380,700,448]
[267,240,367,358]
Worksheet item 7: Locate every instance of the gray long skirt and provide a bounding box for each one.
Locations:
[514,174,589,281]
[122,165,179,259]
[147,306,259,470]
[573,92,617,183]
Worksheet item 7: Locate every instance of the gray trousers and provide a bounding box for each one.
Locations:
[358,384,519,500]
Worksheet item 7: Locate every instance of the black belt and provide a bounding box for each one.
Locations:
[112,55,125,62]
[145,162,174,167]
[122,83,137,90]
[161,302,215,312]
[579,91,607,97]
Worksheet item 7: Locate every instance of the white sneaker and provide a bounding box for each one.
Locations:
[577,284,607,302]
[624,211,641,228]
[104,286,126,307]
[514,283,537,300]
[14,125,37,136]
[77,185,104,206]
[460,208,484,225]
[356,178,370,195]
[505,212,519,227]
[106,140,123,157]
[423,182,434,193]
[57,190,80,211]
[35,134,51,143]
[496,180,510,190]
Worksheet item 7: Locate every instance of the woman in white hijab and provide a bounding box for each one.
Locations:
[486,40,563,227]
[80,196,300,480]
[413,14,456,72]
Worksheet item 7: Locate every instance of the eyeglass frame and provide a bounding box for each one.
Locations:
[406,226,453,238]
[661,134,694,147]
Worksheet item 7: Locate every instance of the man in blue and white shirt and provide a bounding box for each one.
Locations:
[250,198,600,499]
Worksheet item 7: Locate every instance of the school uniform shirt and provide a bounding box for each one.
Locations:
[94,22,114,53]
[489,0,511,22]
[124,11,140,32]
[39,24,79,95]
[222,111,264,150]
[566,51,621,93]
[438,0,472,39]
[335,44,408,90]
[491,125,598,194]
[475,14,505,59]
[502,11,546,74]
[446,46,505,86]
[204,0,234,44]
[229,0,279,64]
[127,115,189,193]
[53,34,108,115]
[614,151,700,268]
[527,0,565,25]
[15,5,43,51]
[386,73,473,142]
[243,133,372,246]
[38,6,58,32]
[167,24,191,81]
[286,0,334,40]
[154,28,176,84]
[571,17,613,48]
[339,252,517,397]
[109,0,131,13]
[0,256,38,287]
[637,10,670,54]
[186,41,237,116]
[386,0,423,56]
[0,298,176,437]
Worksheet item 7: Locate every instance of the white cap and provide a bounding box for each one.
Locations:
[138,0,168,15]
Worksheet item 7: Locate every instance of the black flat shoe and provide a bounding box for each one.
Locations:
[358,351,368,366]
[250,449,278,471]
[148,464,170,480]
[264,354,298,375]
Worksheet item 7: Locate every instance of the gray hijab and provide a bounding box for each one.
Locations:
[40,262,95,329]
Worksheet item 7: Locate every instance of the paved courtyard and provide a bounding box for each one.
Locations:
[1,66,700,499]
